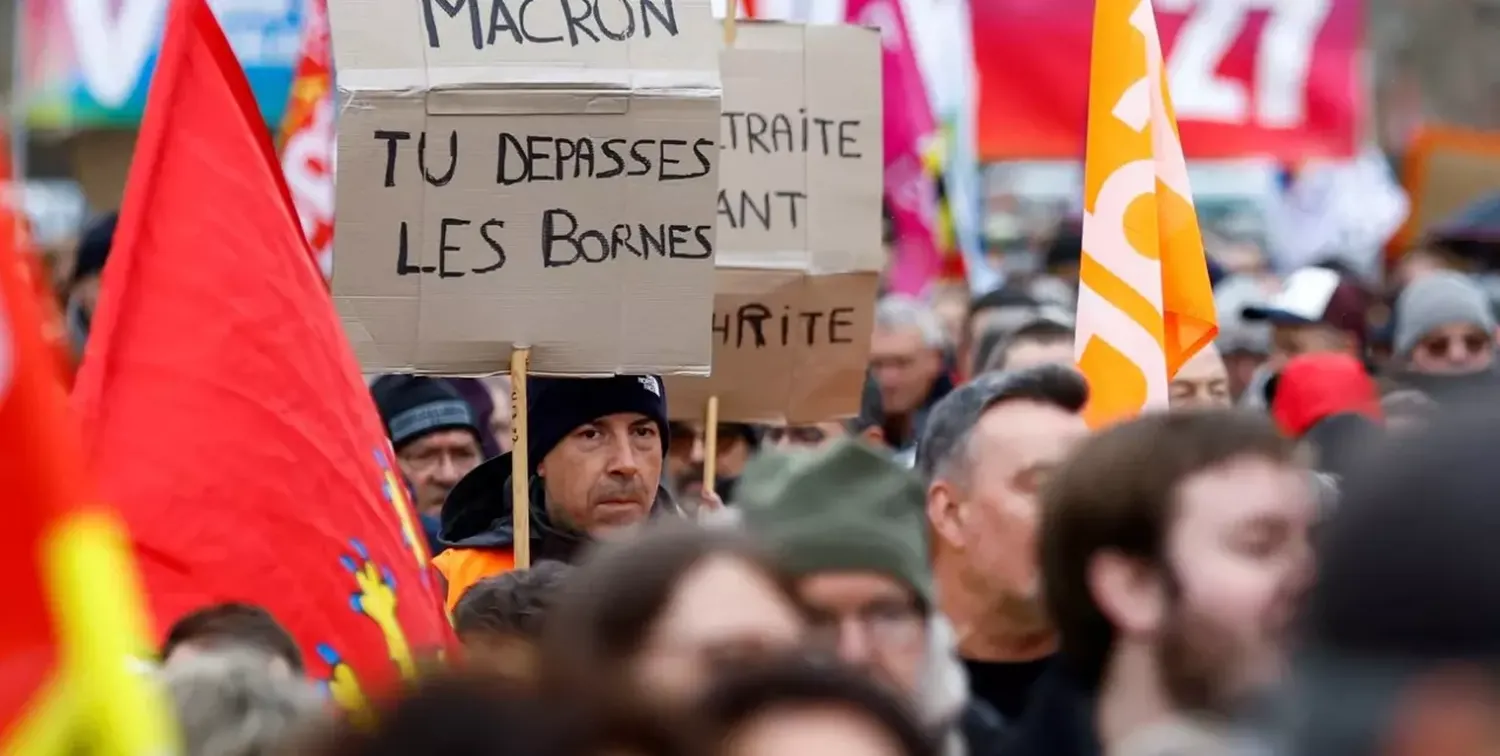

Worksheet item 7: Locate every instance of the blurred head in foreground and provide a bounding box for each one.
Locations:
[297,672,705,756]
[454,561,574,680]
[1041,410,1314,747]
[701,655,938,756]
[1281,405,1500,756]
[161,648,323,756]
[162,603,303,679]
[544,523,805,707]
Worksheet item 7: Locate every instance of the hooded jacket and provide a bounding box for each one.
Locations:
[432,451,680,609]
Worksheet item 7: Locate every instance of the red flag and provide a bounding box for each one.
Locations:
[70,0,452,719]
[0,175,173,752]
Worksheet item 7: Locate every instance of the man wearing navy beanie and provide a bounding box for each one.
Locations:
[433,374,679,610]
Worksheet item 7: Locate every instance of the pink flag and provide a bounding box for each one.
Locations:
[846,0,942,296]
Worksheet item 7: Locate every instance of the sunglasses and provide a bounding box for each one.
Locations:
[1418,333,1491,360]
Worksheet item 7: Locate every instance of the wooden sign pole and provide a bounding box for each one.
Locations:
[510,347,531,568]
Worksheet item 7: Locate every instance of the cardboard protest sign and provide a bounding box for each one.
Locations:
[327,0,722,375]
[666,22,882,424]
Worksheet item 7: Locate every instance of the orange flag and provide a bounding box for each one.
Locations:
[0,186,174,752]
[1074,0,1218,428]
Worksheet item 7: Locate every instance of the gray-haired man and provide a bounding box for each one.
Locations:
[917,365,1091,722]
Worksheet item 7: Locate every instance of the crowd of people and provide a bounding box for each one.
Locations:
[61,207,1500,756]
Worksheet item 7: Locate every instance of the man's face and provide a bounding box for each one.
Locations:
[665,422,753,502]
[539,412,663,536]
[1158,455,1315,712]
[1408,322,1496,375]
[396,429,482,516]
[1270,323,1352,368]
[1170,344,1232,409]
[869,325,942,416]
[998,337,1074,372]
[797,572,927,697]
[945,400,1089,630]
[763,422,885,450]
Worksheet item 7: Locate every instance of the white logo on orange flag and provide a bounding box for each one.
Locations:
[1075,0,1217,429]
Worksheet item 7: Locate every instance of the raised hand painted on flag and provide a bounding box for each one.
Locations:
[342,539,417,681]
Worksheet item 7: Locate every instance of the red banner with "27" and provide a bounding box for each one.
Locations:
[975,0,1362,161]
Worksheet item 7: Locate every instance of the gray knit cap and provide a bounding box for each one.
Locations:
[1393,272,1497,358]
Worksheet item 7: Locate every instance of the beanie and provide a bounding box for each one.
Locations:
[527,375,669,477]
[737,439,932,606]
[370,375,480,450]
[1393,272,1497,358]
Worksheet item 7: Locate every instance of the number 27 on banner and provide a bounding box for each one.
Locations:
[1157,0,1333,129]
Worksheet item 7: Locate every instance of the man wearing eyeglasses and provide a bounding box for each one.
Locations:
[1392,271,1497,377]
[738,440,1009,755]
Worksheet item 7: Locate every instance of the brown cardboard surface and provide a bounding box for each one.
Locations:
[327,0,723,375]
[665,22,881,423]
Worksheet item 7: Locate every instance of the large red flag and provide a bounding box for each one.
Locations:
[70,0,452,719]
[0,189,174,751]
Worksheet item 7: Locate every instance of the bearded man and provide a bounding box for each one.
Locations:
[1000,409,1315,756]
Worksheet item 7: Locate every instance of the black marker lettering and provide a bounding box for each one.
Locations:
[829,306,855,343]
[554,137,577,180]
[639,0,677,36]
[813,117,835,155]
[419,130,459,186]
[711,310,730,345]
[541,208,580,267]
[745,112,770,154]
[488,0,521,44]
[657,138,687,180]
[540,208,608,265]
[627,139,653,176]
[423,0,482,49]
[395,221,421,275]
[594,0,636,41]
[838,120,861,158]
[598,138,627,178]
[775,190,805,229]
[474,219,508,273]
[437,218,471,277]
[799,309,824,343]
[690,137,714,177]
[517,0,564,42]
[692,225,713,256]
[737,303,770,348]
[721,112,744,150]
[374,130,412,187]
[497,132,529,185]
[526,135,555,181]
[769,113,793,152]
[640,223,666,258]
[561,0,600,45]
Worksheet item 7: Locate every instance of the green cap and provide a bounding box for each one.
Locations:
[736,439,932,606]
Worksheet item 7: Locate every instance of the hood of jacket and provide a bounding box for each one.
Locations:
[1271,353,1381,438]
[438,451,680,560]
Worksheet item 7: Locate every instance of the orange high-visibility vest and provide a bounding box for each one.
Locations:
[433,547,517,612]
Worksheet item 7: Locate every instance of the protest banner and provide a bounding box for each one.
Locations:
[327,0,723,375]
[666,21,882,425]
[974,0,1362,161]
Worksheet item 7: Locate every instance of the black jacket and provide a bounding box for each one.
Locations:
[995,667,1101,756]
[438,451,681,564]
